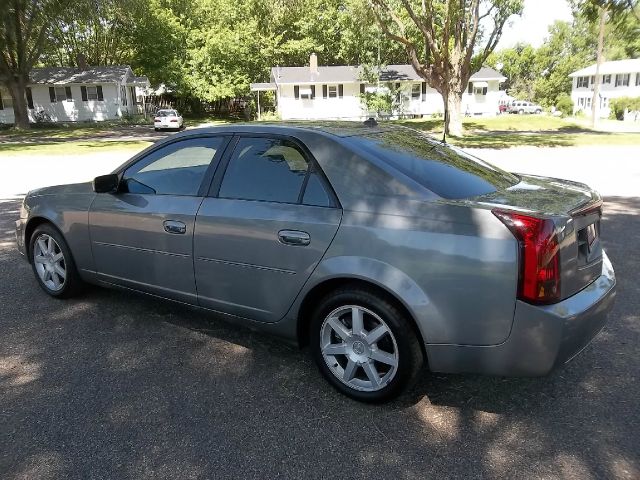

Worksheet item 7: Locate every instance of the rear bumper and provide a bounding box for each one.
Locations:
[426,251,616,376]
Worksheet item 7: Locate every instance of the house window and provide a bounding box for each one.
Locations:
[411,84,421,99]
[473,86,486,95]
[576,76,589,88]
[600,97,609,109]
[328,85,337,98]
[602,74,611,84]
[615,73,630,87]
[86,86,99,100]
[54,86,67,101]
[636,73,640,86]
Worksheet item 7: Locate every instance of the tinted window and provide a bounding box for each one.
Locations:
[123,137,223,196]
[346,129,518,199]
[219,137,310,203]
[303,171,332,207]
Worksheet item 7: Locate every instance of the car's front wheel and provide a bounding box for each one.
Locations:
[310,287,423,403]
[29,224,83,298]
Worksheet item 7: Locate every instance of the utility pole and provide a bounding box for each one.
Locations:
[591,5,607,128]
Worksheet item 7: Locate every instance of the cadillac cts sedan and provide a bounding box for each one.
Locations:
[15,123,616,402]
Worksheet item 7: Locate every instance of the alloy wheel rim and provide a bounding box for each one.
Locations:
[33,234,66,291]
[320,305,399,392]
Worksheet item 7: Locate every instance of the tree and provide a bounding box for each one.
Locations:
[368,0,523,136]
[571,0,639,125]
[0,0,67,128]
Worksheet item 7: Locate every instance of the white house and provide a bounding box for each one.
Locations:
[253,54,508,120]
[569,59,640,118]
[0,65,149,124]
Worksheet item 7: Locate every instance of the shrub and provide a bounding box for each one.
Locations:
[555,94,573,116]
[609,96,640,120]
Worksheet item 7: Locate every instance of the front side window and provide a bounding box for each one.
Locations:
[122,137,224,196]
[219,137,330,206]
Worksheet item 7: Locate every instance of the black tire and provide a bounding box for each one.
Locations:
[518,109,525,114]
[29,223,83,298]
[309,286,424,403]
[535,109,542,114]
[154,127,159,131]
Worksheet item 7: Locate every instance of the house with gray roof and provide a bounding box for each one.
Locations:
[0,65,149,124]
[252,54,508,120]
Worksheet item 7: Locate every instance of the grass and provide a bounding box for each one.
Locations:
[397,115,640,149]
[2,114,639,151]
[0,139,152,156]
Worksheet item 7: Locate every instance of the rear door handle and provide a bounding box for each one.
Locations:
[278,230,310,246]
[163,220,186,234]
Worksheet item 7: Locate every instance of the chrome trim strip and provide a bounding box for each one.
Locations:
[93,241,191,258]
[196,256,296,275]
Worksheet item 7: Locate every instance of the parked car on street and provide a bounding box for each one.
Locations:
[153,109,184,130]
[508,100,543,114]
[15,123,616,402]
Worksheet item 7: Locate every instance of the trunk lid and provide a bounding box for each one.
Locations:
[472,174,604,301]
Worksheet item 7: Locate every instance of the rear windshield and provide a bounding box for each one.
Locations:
[157,110,177,116]
[346,129,519,199]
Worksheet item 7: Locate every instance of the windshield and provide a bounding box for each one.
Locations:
[346,128,519,199]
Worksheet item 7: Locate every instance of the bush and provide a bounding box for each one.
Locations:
[259,110,280,121]
[609,96,640,120]
[555,94,573,116]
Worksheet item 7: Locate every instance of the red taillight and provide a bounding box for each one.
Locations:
[493,209,560,304]
[169,119,178,122]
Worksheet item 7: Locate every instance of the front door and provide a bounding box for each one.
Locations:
[89,136,228,303]
[194,135,342,322]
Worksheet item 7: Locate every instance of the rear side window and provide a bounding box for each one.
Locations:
[219,137,332,206]
[347,129,519,199]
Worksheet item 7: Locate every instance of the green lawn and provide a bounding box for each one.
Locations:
[2,114,639,151]
[398,116,640,148]
[0,140,152,156]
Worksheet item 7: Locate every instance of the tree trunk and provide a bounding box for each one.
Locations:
[591,6,606,128]
[445,92,463,137]
[7,79,30,129]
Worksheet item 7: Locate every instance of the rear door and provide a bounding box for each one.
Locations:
[194,135,342,322]
[89,135,229,303]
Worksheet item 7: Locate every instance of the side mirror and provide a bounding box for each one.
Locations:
[93,174,119,193]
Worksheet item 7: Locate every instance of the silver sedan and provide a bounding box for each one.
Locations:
[15,123,616,402]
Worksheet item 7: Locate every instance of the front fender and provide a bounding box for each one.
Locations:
[25,191,95,274]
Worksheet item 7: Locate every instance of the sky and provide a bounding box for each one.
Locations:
[496,0,574,49]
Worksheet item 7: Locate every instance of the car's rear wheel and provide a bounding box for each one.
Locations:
[309,287,423,403]
[535,109,542,114]
[29,224,82,298]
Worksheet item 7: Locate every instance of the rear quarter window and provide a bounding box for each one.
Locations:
[346,129,518,199]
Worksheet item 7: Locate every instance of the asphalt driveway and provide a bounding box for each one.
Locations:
[0,153,638,478]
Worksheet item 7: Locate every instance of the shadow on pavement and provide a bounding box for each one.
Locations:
[0,196,638,479]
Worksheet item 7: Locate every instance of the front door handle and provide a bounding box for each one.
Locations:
[278,230,310,246]
[163,220,186,234]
